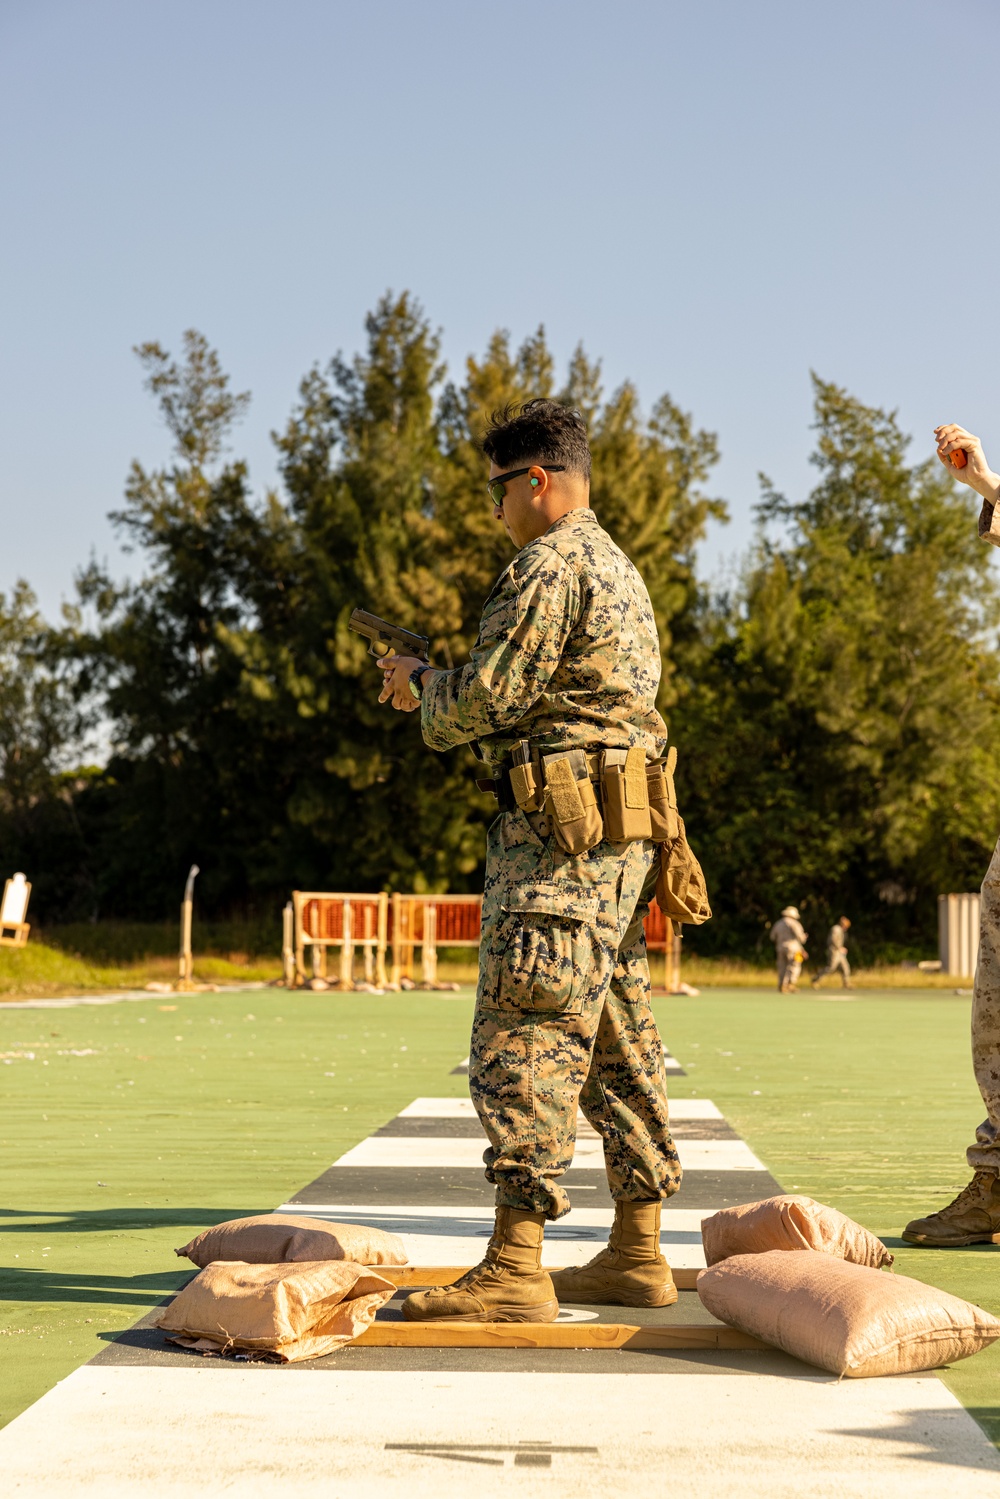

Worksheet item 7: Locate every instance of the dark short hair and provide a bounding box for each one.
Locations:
[481,398,591,482]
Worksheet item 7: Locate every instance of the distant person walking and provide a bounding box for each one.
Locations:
[770,906,808,993]
[812,917,854,990]
[903,423,1000,1246]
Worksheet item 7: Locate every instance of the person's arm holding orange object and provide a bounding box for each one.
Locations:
[934,423,1000,548]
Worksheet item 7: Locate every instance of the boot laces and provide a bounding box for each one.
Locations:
[941,1170,997,1215]
[452,1255,496,1289]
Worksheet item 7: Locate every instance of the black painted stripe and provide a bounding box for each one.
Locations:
[286,1166,782,1210]
[376,1117,739,1142]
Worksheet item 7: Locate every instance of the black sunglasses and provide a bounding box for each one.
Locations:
[486,465,565,507]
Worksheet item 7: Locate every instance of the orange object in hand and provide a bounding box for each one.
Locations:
[951,448,968,469]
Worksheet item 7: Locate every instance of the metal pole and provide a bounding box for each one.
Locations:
[282,901,295,987]
[178,864,200,991]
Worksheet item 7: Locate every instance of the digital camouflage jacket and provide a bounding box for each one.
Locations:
[420,508,667,766]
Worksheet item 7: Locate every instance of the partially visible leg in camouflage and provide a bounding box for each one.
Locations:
[775,951,787,991]
[469,823,657,1219]
[579,860,681,1200]
[968,838,1000,1175]
[470,902,621,1219]
[902,836,1000,1245]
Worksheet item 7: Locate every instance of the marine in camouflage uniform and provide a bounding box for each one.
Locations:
[420,507,681,1221]
[902,424,1000,1246]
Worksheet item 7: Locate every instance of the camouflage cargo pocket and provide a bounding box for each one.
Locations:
[489,912,597,1014]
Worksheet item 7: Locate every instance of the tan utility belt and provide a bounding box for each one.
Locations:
[476,739,712,928]
[476,741,681,856]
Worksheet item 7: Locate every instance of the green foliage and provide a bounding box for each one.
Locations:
[11,304,996,959]
[41,294,719,918]
[675,376,1000,957]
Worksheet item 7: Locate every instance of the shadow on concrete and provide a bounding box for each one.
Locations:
[834,1406,1000,1468]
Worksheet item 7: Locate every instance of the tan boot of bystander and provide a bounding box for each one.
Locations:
[902,1170,1000,1247]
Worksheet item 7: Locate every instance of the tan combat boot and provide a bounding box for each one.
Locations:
[402,1207,558,1323]
[549,1200,678,1308]
[902,1170,1000,1247]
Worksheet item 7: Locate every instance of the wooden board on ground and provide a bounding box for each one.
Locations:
[355,1321,765,1350]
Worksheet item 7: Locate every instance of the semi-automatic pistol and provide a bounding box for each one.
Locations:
[349,609,430,664]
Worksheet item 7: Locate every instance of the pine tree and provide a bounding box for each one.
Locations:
[677,376,1000,955]
[49,296,725,916]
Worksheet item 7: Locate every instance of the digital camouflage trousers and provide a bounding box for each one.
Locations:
[969,836,1000,1174]
[469,805,681,1219]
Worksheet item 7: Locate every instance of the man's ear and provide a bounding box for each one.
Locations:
[527,465,549,495]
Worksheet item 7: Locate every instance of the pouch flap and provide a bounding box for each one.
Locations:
[544,756,586,824]
[624,746,648,808]
[500,885,601,925]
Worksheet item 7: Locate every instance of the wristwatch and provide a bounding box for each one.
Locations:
[408,667,425,702]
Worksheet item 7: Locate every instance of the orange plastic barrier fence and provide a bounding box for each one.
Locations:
[286,890,679,991]
[390,894,481,987]
[291,892,388,988]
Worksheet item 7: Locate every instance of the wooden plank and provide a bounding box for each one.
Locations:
[378,1265,701,1290]
[355,1321,765,1351]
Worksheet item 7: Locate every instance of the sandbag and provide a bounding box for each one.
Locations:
[697,1249,1000,1377]
[701,1195,893,1269]
[156,1259,395,1362]
[176,1213,407,1268]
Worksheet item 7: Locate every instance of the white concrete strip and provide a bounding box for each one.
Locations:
[399,1096,723,1121]
[332,1135,768,1173]
[0,991,156,1011]
[2,1365,998,1498]
[0,983,263,1011]
[272,1203,714,1269]
[399,1097,480,1117]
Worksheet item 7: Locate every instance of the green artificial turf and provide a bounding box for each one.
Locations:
[2,984,998,1449]
[0,988,475,1427]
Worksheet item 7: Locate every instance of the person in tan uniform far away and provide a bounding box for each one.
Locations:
[769,906,807,993]
[811,916,854,990]
[904,422,1000,1246]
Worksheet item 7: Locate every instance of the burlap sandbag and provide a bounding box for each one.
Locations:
[156,1259,395,1362]
[697,1250,1000,1377]
[701,1195,893,1269]
[176,1214,407,1268]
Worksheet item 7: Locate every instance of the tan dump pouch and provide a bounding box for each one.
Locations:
[656,812,712,925]
[601,747,652,843]
[543,750,604,855]
[508,760,542,813]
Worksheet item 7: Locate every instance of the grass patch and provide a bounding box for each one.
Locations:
[0,935,281,998]
[43,919,281,964]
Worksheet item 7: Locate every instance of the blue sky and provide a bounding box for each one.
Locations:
[1,0,998,616]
